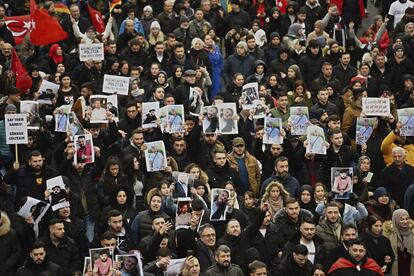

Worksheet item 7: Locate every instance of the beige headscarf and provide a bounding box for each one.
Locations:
[392,209,413,255]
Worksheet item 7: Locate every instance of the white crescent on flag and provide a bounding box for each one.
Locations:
[5,15,33,44]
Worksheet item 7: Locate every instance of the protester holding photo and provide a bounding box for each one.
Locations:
[332,169,353,199]
[90,98,107,122]
[76,135,93,164]
[202,106,219,133]
[210,189,230,221]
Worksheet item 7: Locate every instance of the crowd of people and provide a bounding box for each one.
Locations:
[1,0,414,275]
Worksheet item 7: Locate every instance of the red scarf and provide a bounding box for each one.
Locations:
[49,43,63,64]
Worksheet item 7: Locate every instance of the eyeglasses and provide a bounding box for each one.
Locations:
[201,233,216,237]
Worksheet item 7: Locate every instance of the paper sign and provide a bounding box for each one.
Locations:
[398,108,414,136]
[103,74,130,95]
[5,114,28,144]
[79,43,104,61]
[290,106,309,136]
[362,97,390,116]
[241,82,259,109]
[331,167,353,199]
[263,117,283,144]
[306,125,326,155]
[356,117,377,145]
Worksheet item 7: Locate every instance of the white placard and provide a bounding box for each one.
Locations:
[398,108,414,136]
[362,97,390,117]
[306,125,327,155]
[5,114,28,144]
[102,74,130,95]
[79,43,104,61]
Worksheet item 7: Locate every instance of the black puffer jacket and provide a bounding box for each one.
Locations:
[40,235,80,276]
[299,46,325,87]
[206,162,242,190]
[16,256,64,276]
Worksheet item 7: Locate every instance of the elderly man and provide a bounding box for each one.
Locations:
[379,146,414,206]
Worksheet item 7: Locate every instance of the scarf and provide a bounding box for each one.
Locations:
[49,44,63,64]
[392,209,413,255]
[267,195,283,218]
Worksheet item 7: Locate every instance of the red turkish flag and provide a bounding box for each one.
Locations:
[29,0,68,45]
[87,4,105,33]
[5,15,32,44]
[11,48,32,94]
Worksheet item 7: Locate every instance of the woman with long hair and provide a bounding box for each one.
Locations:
[101,185,137,225]
[56,73,79,106]
[97,156,125,208]
[287,80,312,108]
[262,181,289,221]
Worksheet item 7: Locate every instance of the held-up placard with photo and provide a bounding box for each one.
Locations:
[176,197,192,229]
[90,95,108,123]
[306,125,327,155]
[20,100,40,129]
[252,100,266,119]
[210,188,230,221]
[189,86,204,116]
[46,176,70,211]
[156,106,168,133]
[89,247,113,276]
[167,105,185,133]
[290,106,310,135]
[83,257,92,275]
[74,134,94,164]
[79,43,104,61]
[263,117,282,144]
[241,82,259,109]
[17,196,50,224]
[103,74,130,95]
[331,167,353,200]
[67,112,85,136]
[217,103,238,135]
[37,80,59,104]
[144,141,167,172]
[356,117,377,145]
[362,97,390,117]
[172,171,196,198]
[201,106,219,134]
[106,95,119,122]
[398,108,414,136]
[115,254,142,275]
[142,102,160,129]
[5,114,28,144]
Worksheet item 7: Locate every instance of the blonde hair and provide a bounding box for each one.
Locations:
[262,181,289,202]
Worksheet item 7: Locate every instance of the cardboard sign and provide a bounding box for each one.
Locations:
[5,114,28,144]
[79,43,104,61]
[102,74,130,95]
[362,98,390,117]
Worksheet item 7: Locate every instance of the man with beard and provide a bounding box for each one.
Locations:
[325,224,358,269]
[260,156,300,198]
[16,241,64,276]
[55,203,89,258]
[217,201,268,273]
[4,150,56,201]
[94,210,135,252]
[316,203,342,253]
[41,218,81,275]
[206,149,242,190]
[204,245,244,276]
[275,244,313,276]
[282,217,326,266]
[227,137,261,194]
[328,238,383,275]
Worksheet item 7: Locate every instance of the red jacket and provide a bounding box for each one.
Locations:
[330,0,366,17]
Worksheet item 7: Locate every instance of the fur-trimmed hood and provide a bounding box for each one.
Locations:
[382,219,414,236]
[0,211,11,237]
